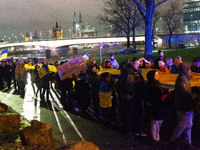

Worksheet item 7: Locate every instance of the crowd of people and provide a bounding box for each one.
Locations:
[0,51,200,149]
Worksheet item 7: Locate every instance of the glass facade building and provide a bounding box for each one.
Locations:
[183,0,200,33]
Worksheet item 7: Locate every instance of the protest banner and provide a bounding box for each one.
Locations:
[57,55,87,80]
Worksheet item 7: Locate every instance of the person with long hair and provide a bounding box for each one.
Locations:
[145,70,169,146]
[99,59,106,70]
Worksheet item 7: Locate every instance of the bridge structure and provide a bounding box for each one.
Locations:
[0,36,145,50]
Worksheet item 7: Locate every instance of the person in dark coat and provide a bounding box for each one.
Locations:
[75,69,91,113]
[2,61,6,85]
[145,70,169,144]
[0,62,4,90]
[118,57,146,137]
[5,60,12,89]
[39,59,50,101]
[89,65,101,119]
[191,57,200,73]
[169,62,197,149]
[56,61,73,110]
[12,59,18,93]
[154,50,164,69]
[32,64,41,98]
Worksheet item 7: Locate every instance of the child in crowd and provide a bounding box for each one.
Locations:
[99,72,115,126]
[165,57,173,71]
[158,61,167,72]
[170,58,182,74]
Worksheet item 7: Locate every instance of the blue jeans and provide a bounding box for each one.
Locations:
[170,110,193,144]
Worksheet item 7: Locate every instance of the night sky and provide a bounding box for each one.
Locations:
[0,0,181,40]
[0,0,104,39]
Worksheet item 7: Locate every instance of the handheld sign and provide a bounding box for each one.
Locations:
[57,56,87,81]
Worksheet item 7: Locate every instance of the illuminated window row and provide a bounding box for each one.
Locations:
[184,0,200,2]
[184,7,200,13]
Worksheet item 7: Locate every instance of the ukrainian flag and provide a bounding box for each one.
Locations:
[0,48,8,60]
[82,53,89,61]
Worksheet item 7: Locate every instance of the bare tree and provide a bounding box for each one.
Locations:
[98,0,141,49]
[162,1,183,48]
[134,0,168,58]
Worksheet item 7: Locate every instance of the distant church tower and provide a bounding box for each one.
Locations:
[79,12,84,29]
[71,11,97,38]
[72,11,84,37]
[53,22,63,39]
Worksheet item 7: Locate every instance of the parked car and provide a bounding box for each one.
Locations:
[177,43,187,49]
[120,48,139,54]
[187,43,195,47]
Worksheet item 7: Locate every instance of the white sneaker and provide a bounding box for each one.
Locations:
[134,132,140,136]
[140,132,147,137]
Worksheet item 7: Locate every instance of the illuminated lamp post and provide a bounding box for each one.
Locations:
[22,35,24,41]
[76,24,79,56]
[40,30,42,39]
[93,27,95,36]
[12,34,14,42]
[49,29,52,39]
[69,29,71,38]
[156,28,158,50]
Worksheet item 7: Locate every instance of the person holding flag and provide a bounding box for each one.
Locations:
[39,59,50,102]
[108,54,119,69]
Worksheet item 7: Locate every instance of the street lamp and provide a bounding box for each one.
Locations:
[110,24,112,36]
[156,28,158,50]
[69,29,71,38]
[12,34,14,42]
[49,29,52,39]
[22,35,24,41]
[40,30,42,39]
[76,24,79,56]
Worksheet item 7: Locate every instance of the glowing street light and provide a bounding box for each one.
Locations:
[22,35,24,41]
[40,30,42,39]
[156,28,158,50]
[69,29,71,38]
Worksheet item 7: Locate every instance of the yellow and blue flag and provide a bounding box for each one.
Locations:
[82,53,89,61]
[0,48,8,60]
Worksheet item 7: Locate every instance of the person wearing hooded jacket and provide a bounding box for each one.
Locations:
[32,64,41,98]
[169,62,197,149]
[145,70,169,145]
[15,60,29,98]
[108,54,119,69]
[12,59,18,93]
[39,59,50,101]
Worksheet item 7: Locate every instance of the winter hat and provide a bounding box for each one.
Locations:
[19,59,24,65]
